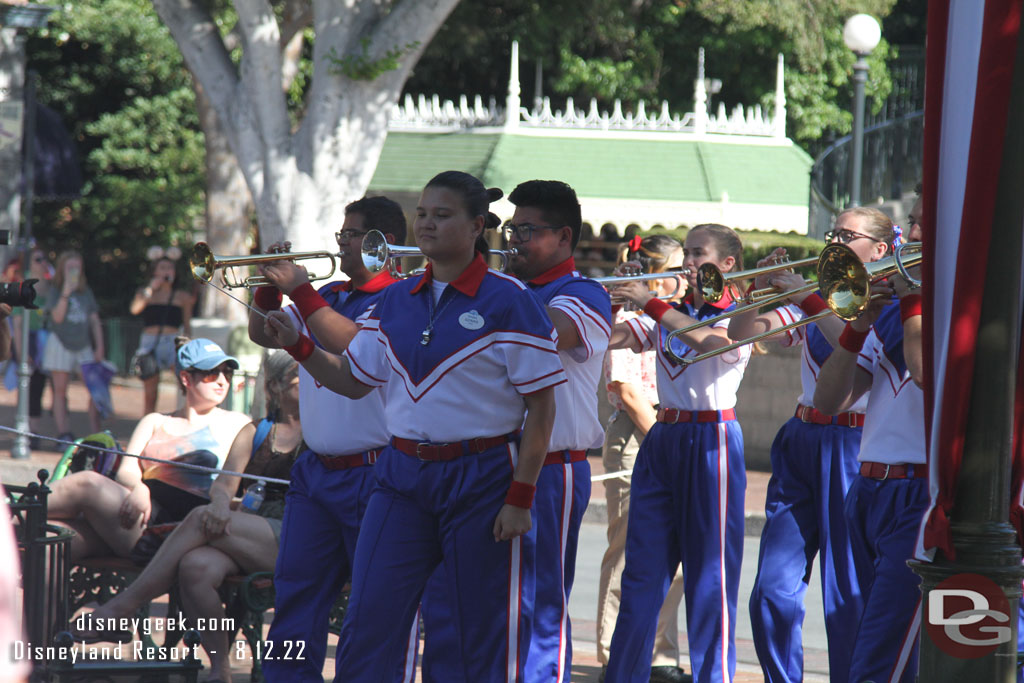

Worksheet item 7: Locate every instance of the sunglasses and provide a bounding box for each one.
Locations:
[190,366,234,383]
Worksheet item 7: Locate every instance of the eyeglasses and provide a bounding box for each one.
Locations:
[502,221,562,243]
[824,228,883,245]
[335,229,369,243]
[190,366,234,383]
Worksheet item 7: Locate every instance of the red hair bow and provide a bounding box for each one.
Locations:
[627,236,642,253]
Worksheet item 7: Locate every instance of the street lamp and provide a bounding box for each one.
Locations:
[1,2,56,459]
[843,13,881,208]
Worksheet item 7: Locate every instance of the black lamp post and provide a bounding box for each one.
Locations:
[1,2,56,460]
[843,13,881,208]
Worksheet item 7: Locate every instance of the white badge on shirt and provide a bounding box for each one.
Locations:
[459,310,485,330]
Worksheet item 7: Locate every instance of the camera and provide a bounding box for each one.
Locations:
[0,279,39,308]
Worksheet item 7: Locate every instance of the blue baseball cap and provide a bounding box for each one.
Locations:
[176,338,240,373]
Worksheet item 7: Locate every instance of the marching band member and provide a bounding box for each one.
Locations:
[506,179,611,681]
[596,235,689,683]
[813,196,926,683]
[419,180,611,682]
[733,207,894,683]
[247,196,411,682]
[263,171,565,682]
[605,224,751,683]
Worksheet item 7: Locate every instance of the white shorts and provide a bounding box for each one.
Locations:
[41,334,94,374]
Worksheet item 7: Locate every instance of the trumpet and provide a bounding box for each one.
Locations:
[663,241,923,365]
[594,272,688,305]
[361,230,518,277]
[190,243,337,289]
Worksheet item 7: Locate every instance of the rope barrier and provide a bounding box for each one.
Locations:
[1,426,630,486]
[0,425,291,486]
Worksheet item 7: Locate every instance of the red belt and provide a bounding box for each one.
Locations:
[794,405,865,428]
[657,408,736,424]
[391,434,514,462]
[860,461,928,480]
[543,450,587,466]
[317,449,381,470]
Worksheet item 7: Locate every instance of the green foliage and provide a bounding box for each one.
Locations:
[408,0,908,152]
[25,0,206,312]
[328,38,421,81]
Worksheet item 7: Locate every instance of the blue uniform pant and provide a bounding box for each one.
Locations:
[607,418,745,683]
[264,450,377,682]
[335,444,536,683]
[421,455,590,683]
[749,418,863,683]
[844,474,929,683]
[525,455,591,682]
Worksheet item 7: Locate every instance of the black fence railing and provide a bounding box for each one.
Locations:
[808,110,924,240]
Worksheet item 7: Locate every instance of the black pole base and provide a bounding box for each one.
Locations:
[911,521,1023,683]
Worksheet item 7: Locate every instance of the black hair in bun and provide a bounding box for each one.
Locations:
[425,172,504,256]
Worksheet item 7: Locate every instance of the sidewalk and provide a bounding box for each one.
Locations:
[1,376,777,682]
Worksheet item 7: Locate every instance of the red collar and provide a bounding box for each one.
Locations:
[329,270,399,294]
[528,257,577,285]
[410,253,488,297]
[682,285,736,311]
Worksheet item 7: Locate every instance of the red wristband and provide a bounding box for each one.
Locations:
[900,294,922,322]
[504,480,536,509]
[254,286,282,311]
[838,324,869,353]
[283,334,315,362]
[642,298,673,323]
[798,293,828,316]
[290,282,329,320]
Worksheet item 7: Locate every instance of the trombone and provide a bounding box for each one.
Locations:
[594,272,688,305]
[663,241,923,365]
[190,242,337,289]
[361,229,518,277]
[697,254,820,305]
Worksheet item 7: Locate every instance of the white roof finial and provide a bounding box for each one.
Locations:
[505,41,521,131]
[694,47,708,135]
[774,53,787,138]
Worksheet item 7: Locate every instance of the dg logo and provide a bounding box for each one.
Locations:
[925,572,1013,659]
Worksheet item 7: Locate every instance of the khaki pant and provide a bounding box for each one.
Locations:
[596,410,686,666]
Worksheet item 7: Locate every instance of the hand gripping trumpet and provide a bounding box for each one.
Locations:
[663,242,923,365]
[190,243,337,289]
[360,230,518,277]
[593,271,688,306]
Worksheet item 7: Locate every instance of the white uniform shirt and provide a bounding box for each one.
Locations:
[774,302,871,413]
[345,255,568,443]
[625,294,751,411]
[854,303,926,464]
[285,275,394,456]
[527,258,612,451]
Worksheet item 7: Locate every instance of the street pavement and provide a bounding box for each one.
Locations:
[0,377,832,682]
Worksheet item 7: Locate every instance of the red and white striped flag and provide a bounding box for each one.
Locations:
[917,0,1024,561]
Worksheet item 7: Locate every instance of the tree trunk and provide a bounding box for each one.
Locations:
[194,81,252,324]
[152,0,461,253]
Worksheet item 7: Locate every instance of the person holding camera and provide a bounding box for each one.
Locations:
[41,250,104,445]
[129,250,194,415]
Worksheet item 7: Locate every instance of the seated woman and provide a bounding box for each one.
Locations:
[73,351,300,683]
[47,337,251,562]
